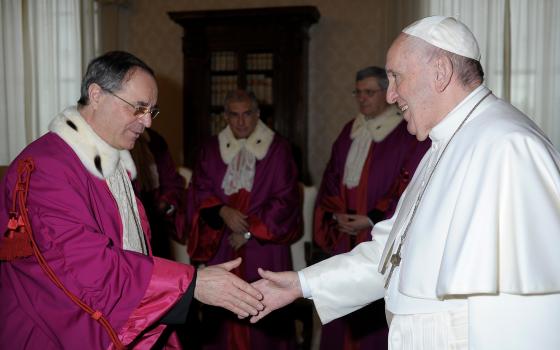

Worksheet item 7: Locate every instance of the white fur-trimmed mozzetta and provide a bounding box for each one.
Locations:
[49,106,137,180]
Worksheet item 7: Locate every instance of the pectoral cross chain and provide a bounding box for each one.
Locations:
[384,246,402,288]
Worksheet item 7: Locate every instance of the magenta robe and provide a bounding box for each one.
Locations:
[314,119,430,350]
[0,133,195,349]
[188,133,301,350]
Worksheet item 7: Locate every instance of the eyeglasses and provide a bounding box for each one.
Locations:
[352,89,384,98]
[105,90,160,120]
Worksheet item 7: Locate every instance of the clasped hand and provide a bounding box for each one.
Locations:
[335,213,371,235]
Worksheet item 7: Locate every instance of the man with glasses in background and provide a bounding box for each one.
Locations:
[187,89,302,350]
[313,66,429,350]
[0,51,265,350]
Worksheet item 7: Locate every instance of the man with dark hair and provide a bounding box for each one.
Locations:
[188,89,302,349]
[0,51,264,349]
[313,66,429,350]
[251,16,560,349]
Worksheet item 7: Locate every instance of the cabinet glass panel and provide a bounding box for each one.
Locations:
[246,52,273,71]
[210,75,238,107]
[211,51,238,71]
[246,74,273,105]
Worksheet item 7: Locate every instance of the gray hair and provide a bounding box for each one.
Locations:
[406,35,484,87]
[77,51,155,107]
[224,89,260,112]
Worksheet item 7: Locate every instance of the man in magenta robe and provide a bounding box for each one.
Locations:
[188,90,302,350]
[0,51,264,350]
[313,67,430,350]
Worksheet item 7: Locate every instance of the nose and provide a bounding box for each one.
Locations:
[386,82,398,104]
[238,116,247,127]
[138,113,152,128]
[357,94,368,103]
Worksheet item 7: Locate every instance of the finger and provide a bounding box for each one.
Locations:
[238,220,249,231]
[257,268,282,284]
[232,278,264,303]
[250,308,273,323]
[257,267,271,280]
[225,292,263,315]
[222,301,252,318]
[219,257,242,271]
[257,269,285,285]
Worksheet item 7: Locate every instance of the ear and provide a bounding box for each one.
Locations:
[88,83,104,108]
[434,55,453,92]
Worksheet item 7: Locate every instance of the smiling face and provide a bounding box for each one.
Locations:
[385,35,439,141]
[88,68,158,150]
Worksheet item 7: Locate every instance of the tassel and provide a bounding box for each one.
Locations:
[0,214,33,261]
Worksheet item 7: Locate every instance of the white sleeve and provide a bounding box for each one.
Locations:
[298,270,312,298]
[301,216,393,324]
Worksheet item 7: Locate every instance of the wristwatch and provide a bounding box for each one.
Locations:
[243,231,252,240]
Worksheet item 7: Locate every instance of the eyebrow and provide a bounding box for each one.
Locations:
[135,100,158,108]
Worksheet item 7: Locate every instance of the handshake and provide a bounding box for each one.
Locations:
[194,257,302,323]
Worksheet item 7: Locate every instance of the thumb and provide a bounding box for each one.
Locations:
[258,268,282,284]
[257,267,269,279]
[221,257,242,271]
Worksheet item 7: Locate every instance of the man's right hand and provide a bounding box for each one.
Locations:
[219,206,249,234]
[195,258,264,318]
[249,268,303,323]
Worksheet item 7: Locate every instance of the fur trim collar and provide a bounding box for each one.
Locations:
[351,105,403,142]
[218,120,275,164]
[49,106,137,180]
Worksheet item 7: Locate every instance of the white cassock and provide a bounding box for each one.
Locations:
[302,86,560,349]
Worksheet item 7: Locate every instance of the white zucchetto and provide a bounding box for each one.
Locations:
[403,16,481,61]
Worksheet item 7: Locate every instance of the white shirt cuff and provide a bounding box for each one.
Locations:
[298,270,312,298]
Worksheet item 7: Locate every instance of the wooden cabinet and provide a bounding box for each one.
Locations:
[169,6,320,183]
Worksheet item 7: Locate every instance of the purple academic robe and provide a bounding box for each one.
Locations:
[0,133,195,349]
[188,133,302,350]
[314,119,430,350]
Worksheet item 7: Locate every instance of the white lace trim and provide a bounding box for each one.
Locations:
[106,162,147,254]
[221,145,256,195]
[218,120,274,195]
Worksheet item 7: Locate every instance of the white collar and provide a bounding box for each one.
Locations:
[351,105,403,142]
[218,120,275,164]
[429,85,495,143]
[49,106,137,180]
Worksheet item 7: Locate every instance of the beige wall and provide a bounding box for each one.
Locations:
[100,0,418,183]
